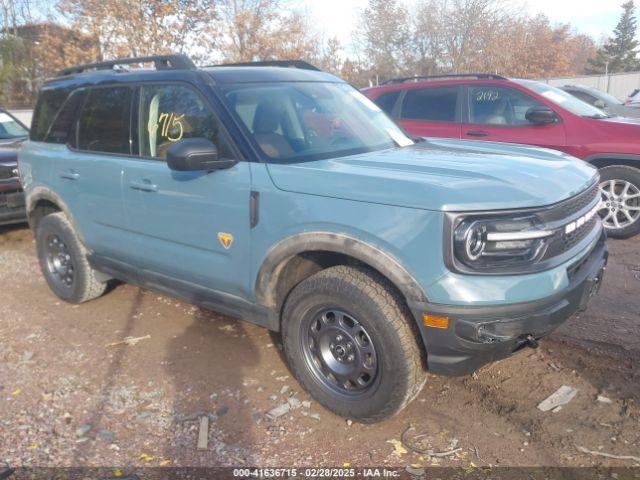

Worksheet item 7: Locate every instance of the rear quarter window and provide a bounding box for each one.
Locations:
[45,89,87,145]
[31,88,71,141]
[373,90,401,115]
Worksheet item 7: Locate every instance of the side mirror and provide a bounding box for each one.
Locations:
[593,99,606,109]
[525,107,558,125]
[166,138,236,171]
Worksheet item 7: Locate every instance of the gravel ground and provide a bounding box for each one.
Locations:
[0,224,638,469]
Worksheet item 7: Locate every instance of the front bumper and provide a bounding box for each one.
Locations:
[409,232,608,376]
[0,189,27,226]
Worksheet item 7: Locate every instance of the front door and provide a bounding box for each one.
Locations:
[122,83,252,299]
[462,85,566,149]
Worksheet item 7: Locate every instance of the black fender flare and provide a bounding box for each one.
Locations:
[25,187,83,238]
[255,231,428,310]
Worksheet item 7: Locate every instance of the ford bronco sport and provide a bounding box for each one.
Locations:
[20,55,608,422]
[364,74,640,239]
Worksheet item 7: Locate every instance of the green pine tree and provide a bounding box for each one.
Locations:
[589,1,640,73]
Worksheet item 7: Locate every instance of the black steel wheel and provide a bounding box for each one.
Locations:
[44,233,76,289]
[282,265,426,422]
[36,212,107,303]
[301,308,379,398]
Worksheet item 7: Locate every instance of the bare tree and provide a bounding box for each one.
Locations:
[410,0,446,75]
[355,0,412,82]
[352,0,598,85]
[58,0,217,60]
[217,0,319,62]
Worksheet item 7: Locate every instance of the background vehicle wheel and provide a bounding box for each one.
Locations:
[36,212,107,303]
[282,265,426,422]
[598,166,640,239]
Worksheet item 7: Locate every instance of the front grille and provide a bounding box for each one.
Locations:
[539,181,601,261]
[543,215,598,260]
[0,163,18,181]
[538,181,600,223]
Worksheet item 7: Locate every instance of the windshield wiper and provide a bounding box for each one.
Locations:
[582,114,610,119]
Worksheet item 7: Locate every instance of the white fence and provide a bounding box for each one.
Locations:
[539,72,640,100]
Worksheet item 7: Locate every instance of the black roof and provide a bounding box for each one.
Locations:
[44,54,342,90]
[381,73,508,85]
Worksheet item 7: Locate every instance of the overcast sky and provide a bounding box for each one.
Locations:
[305,0,624,49]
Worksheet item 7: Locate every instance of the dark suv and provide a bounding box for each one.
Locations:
[364,74,640,239]
[0,108,28,226]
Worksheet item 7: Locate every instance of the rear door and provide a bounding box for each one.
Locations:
[462,84,566,149]
[395,85,462,139]
[52,85,132,259]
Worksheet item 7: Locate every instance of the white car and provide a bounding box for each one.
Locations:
[625,88,640,108]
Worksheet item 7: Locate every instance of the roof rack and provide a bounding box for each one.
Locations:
[57,54,196,77]
[211,60,321,71]
[381,73,508,85]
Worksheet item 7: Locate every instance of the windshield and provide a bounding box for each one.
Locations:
[222,82,413,162]
[514,80,610,118]
[0,111,29,139]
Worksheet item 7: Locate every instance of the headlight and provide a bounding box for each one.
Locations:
[452,215,553,272]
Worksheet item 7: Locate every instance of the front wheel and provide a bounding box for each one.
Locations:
[282,265,426,422]
[598,165,640,239]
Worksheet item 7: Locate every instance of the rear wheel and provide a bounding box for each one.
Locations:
[282,265,426,422]
[36,212,107,303]
[598,166,640,239]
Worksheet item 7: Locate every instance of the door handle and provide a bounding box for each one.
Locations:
[59,170,79,180]
[129,180,158,192]
[466,130,489,137]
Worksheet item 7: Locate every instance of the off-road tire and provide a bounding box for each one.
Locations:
[282,265,426,422]
[36,212,107,303]
[598,165,640,239]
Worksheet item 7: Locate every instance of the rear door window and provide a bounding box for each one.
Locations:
[400,86,459,122]
[468,85,548,126]
[78,86,133,154]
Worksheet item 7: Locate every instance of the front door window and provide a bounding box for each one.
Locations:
[139,84,234,160]
[468,86,547,126]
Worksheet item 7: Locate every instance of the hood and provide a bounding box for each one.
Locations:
[266,139,597,211]
[605,104,640,119]
[600,115,640,125]
[0,136,26,153]
[0,147,18,165]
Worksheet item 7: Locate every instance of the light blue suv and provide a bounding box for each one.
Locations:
[19,55,608,422]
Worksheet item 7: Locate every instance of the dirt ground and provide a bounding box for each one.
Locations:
[0,223,638,470]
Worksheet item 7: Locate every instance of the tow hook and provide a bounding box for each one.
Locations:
[519,334,539,349]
